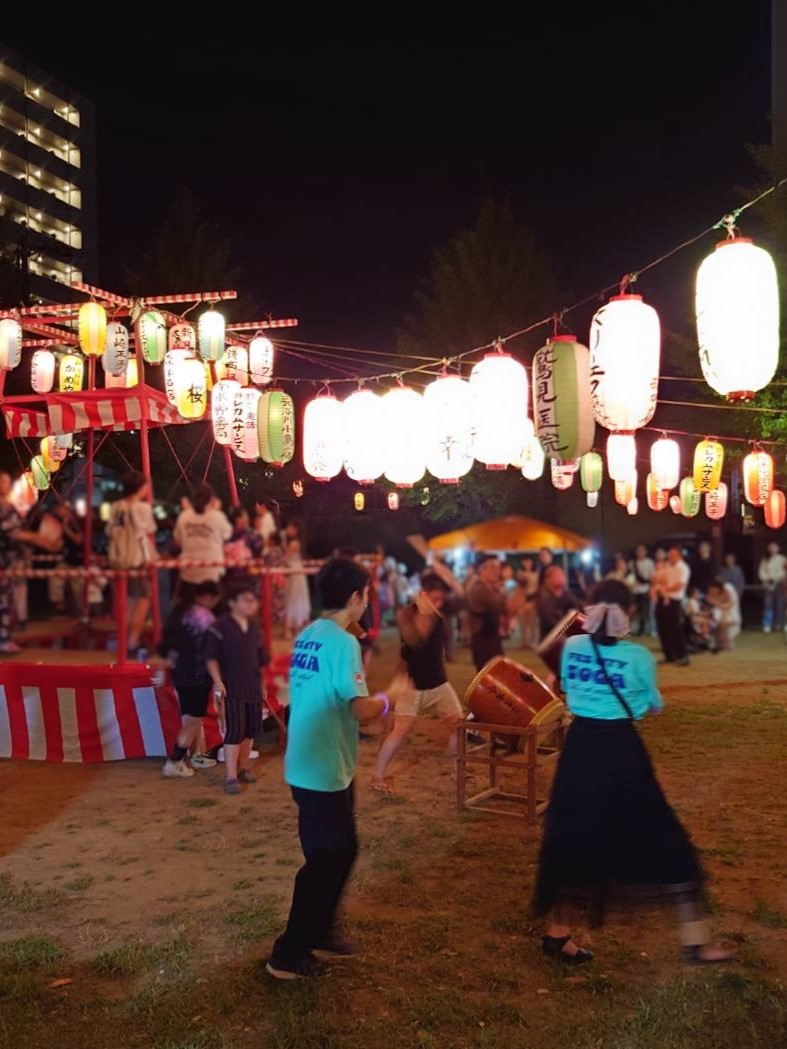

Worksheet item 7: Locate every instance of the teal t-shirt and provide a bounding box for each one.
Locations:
[284,618,368,792]
[561,635,664,721]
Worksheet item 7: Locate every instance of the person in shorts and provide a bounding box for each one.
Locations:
[160,581,221,778]
[371,572,463,795]
[205,584,270,795]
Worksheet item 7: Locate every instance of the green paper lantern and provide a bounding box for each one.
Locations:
[533,335,595,460]
[258,390,295,466]
[579,451,603,493]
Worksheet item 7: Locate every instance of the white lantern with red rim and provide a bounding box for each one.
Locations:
[232,387,262,462]
[742,450,774,506]
[521,433,546,480]
[342,389,384,483]
[692,439,724,493]
[303,395,345,481]
[705,483,728,520]
[249,336,275,385]
[470,350,529,469]
[646,473,669,511]
[164,350,193,406]
[606,433,636,482]
[174,357,208,419]
[424,375,474,483]
[198,309,225,362]
[764,489,786,529]
[103,322,129,376]
[589,293,660,431]
[695,237,780,401]
[382,387,426,487]
[168,322,197,354]
[650,437,680,491]
[31,349,56,393]
[216,344,249,386]
[0,318,22,369]
[211,379,240,446]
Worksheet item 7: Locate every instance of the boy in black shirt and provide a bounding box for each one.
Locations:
[371,573,463,795]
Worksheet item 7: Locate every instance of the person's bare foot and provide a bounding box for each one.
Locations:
[684,941,737,964]
[371,778,395,795]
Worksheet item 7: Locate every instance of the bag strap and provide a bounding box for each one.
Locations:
[589,636,635,721]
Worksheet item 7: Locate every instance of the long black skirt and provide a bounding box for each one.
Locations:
[533,716,704,925]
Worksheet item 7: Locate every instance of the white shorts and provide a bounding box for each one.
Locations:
[395,681,463,720]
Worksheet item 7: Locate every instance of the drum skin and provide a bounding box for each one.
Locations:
[465,656,565,748]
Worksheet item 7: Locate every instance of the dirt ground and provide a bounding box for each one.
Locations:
[0,628,786,1049]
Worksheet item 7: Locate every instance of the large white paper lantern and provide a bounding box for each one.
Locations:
[198,309,226,362]
[168,322,197,354]
[589,294,660,432]
[470,350,529,469]
[650,437,680,491]
[31,349,56,393]
[343,389,384,483]
[103,322,129,377]
[423,375,474,483]
[249,336,275,385]
[174,357,208,419]
[520,432,546,480]
[303,395,345,481]
[164,349,193,406]
[705,482,728,521]
[78,301,107,358]
[232,387,262,462]
[211,379,240,446]
[696,238,780,401]
[606,433,636,482]
[382,387,426,487]
[216,344,249,386]
[0,318,22,369]
[532,335,595,461]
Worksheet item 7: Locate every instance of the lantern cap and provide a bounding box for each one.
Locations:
[714,236,753,250]
[546,334,577,344]
[608,293,643,303]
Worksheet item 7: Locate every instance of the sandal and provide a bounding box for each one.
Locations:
[542,934,594,965]
[683,942,737,965]
[371,780,395,795]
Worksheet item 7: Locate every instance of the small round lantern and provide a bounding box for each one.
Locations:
[606,432,636,482]
[59,353,84,392]
[646,473,669,511]
[103,322,129,377]
[136,310,167,365]
[521,434,546,480]
[0,318,22,369]
[343,389,385,483]
[382,387,426,487]
[550,459,575,490]
[174,357,208,419]
[78,301,107,357]
[29,455,50,491]
[580,451,603,494]
[692,439,724,493]
[679,477,701,518]
[470,349,529,468]
[388,491,400,511]
[615,471,637,507]
[587,491,599,508]
[532,335,595,461]
[258,390,296,466]
[669,494,682,514]
[743,450,774,507]
[211,379,240,446]
[303,395,345,481]
[249,336,275,385]
[232,387,262,461]
[216,344,249,386]
[198,308,226,362]
[650,436,680,491]
[354,492,365,512]
[424,375,474,483]
[31,349,56,393]
[705,482,728,521]
[696,238,780,401]
[764,489,786,529]
[627,497,639,516]
[589,293,660,431]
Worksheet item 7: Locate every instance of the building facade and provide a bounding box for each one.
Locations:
[0,43,97,304]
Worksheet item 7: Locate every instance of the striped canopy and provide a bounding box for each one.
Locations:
[3,386,184,439]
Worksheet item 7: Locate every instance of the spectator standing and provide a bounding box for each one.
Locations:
[720,552,745,600]
[255,500,278,544]
[224,506,264,590]
[48,502,84,615]
[173,483,232,598]
[651,546,691,666]
[283,521,311,641]
[466,554,507,671]
[106,472,158,658]
[758,542,786,633]
[537,547,555,582]
[632,544,656,637]
[691,541,715,596]
[0,472,22,652]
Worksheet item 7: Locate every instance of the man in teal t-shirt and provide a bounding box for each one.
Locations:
[267,558,391,981]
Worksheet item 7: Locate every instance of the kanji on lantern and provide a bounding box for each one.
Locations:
[532,335,595,461]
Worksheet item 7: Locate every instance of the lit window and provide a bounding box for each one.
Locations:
[33,127,40,135]
[36,211,42,220]
[34,168,41,177]
[33,87,40,97]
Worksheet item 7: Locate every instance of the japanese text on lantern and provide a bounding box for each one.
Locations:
[534,346,567,456]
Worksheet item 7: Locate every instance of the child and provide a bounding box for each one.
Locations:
[371,572,463,795]
[683,586,713,651]
[160,581,221,778]
[205,584,270,795]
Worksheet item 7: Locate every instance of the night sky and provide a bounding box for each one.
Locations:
[1,4,774,352]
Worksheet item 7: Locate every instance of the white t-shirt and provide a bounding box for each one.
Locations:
[256,511,277,542]
[174,507,232,583]
[661,560,690,601]
[759,553,787,589]
[632,557,655,595]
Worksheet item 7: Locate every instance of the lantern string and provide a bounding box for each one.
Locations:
[657,399,787,415]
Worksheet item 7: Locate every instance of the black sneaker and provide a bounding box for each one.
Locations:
[265,952,331,981]
[313,933,358,956]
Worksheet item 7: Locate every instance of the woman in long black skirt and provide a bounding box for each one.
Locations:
[533,580,734,965]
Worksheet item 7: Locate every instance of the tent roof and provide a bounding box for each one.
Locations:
[426,514,591,553]
[2,386,185,438]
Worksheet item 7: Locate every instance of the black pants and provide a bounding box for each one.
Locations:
[655,599,687,662]
[471,633,503,672]
[272,782,358,962]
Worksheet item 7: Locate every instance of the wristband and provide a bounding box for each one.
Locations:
[375,692,390,717]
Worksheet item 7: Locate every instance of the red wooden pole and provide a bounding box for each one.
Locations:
[223,443,240,508]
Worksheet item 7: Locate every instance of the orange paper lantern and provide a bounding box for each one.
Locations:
[764,489,786,529]
[742,450,774,507]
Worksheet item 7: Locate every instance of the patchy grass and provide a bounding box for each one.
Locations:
[222,896,280,944]
[92,936,191,978]
[0,874,66,913]
[185,798,218,809]
[64,874,94,892]
[752,899,787,929]
[0,936,65,970]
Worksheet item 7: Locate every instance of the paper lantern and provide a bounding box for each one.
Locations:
[174,357,208,419]
[533,335,595,460]
[423,375,474,483]
[650,437,680,491]
[78,301,106,357]
[258,390,295,466]
[11,474,37,514]
[216,344,249,386]
[354,492,365,512]
[589,294,660,431]
[470,350,529,468]
[615,471,637,507]
[168,322,197,354]
[693,440,724,493]
[550,459,575,490]
[303,395,345,481]
[136,310,167,365]
[232,387,262,462]
[627,497,639,516]
[388,491,400,510]
[59,353,84,392]
[211,379,240,446]
[669,494,682,514]
[103,322,129,377]
[249,336,275,385]
[679,477,701,518]
[198,309,225,362]
[342,389,385,483]
[164,349,193,405]
[587,491,599,508]
[29,456,50,491]
[382,387,426,487]
[696,238,780,401]
[606,433,636,482]
[705,482,728,521]
[292,479,304,498]
[646,473,669,511]
[40,436,66,472]
[520,434,546,480]
[764,489,786,529]
[31,349,55,393]
[742,450,774,506]
[0,318,22,369]
[580,451,603,493]
[106,359,138,389]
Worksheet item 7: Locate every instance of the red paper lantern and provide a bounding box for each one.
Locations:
[705,482,728,521]
[646,473,669,511]
[742,450,774,507]
[764,489,786,529]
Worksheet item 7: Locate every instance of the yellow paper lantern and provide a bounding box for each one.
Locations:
[0,317,22,369]
[354,492,365,512]
[742,450,774,507]
[59,353,84,392]
[692,439,724,493]
[615,471,637,507]
[78,301,107,357]
[40,436,66,472]
[174,357,208,419]
[31,349,56,393]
